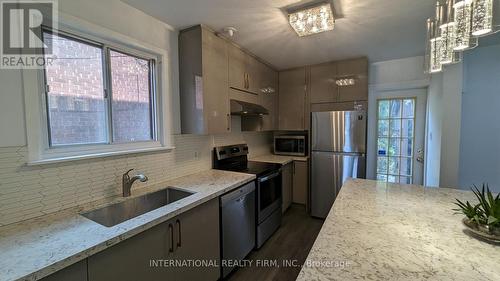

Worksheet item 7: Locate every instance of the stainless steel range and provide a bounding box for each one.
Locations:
[213,144,282,249]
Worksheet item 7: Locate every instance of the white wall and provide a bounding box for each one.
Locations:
[369,56,429,86]
[367,56,466,188]
[438,63,464,188]
[367,56,429,180]
[459,44,500,193]
[424,74,443,187]
[422,62,463,189]
[0,69,25,146]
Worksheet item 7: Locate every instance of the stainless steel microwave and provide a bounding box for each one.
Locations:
[274,135,307,156]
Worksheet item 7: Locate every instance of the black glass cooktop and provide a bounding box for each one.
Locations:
[215,161,281,177]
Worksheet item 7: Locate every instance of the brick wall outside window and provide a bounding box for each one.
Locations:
[44,33,153,145]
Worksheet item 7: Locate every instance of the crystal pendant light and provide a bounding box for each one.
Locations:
[440,0,462,64]
[430,37,444,73]
[454,0,478,50]
[426,19,443,73]
[471,0,497,36]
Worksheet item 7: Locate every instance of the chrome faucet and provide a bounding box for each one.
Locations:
[122,169,148,197]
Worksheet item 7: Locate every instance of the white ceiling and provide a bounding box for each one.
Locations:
[122,0,436,70]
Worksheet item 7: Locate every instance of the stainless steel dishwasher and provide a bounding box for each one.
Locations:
[220,181,256,278]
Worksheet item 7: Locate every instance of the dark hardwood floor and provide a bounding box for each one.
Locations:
[228,204,324,281]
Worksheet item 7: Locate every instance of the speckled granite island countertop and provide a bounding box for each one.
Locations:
[0,170,255,281]
[297,179,500,281]
[250,154,308,165]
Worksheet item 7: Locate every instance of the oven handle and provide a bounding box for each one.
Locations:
[259,170,281,183]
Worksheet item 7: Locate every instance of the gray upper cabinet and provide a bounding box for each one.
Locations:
[309,58,368,104]
[260,63,278,131]
[336,58,368,102]
[310,62,338,104]
[228,44,262,96]
[279,67,308,131]
[88,198,220,281]
[228,43,249,92]
[179,25,230,134]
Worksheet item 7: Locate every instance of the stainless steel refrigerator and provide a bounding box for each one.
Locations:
[311,110,367,218]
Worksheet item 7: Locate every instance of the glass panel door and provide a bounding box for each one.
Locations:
[376,98,416,184]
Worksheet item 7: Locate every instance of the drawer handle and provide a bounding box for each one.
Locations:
[176,219,182,248]
[168,223,174,253]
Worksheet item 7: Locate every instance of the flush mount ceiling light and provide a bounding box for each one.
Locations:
[288,3,335,37]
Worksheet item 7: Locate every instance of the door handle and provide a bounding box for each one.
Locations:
[416,148,424,163]
[176,219,182,248]
[168,223,174,253]
[236,195,249,204]
[227,113,230,131]
[259,170,281,182]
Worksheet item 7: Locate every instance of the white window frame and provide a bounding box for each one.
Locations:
[22,14,174,165]
[375,97,417,184]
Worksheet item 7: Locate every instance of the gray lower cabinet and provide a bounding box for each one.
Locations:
[87,198,220,281]
[282,163,293,213]
[292,161,308,206]
[88,219,172,281]
[172,198,220,281]
[39,260,87,281]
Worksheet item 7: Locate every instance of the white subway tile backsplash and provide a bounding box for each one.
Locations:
[0,132,272,226]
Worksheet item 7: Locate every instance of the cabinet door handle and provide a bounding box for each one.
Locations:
[176,219,182,248]
[168,223,174,253]
[227,113,230,131]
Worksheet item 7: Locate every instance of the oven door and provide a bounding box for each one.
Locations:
[257,170,282,223]
[274,136,306,156]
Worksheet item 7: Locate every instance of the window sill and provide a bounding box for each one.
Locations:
[27,146,175,166]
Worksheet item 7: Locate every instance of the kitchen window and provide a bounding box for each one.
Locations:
[376,98,416,184]
[22,25,172,165]
[43,30,156,146]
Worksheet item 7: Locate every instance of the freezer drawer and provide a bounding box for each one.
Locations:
[312,111,366,153]
[310,151,366,218]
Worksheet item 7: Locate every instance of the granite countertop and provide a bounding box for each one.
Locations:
[0,169,255,281]
[250,154,308,165]
[297,179,500,281]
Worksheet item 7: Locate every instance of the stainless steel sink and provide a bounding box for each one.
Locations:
[81,188,195,227]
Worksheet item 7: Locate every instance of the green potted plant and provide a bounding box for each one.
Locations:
[454,184,500,241]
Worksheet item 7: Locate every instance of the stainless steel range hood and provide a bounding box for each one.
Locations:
[230,100,269,116]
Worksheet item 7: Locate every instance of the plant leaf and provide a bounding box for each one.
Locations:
[487,215,498,225]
